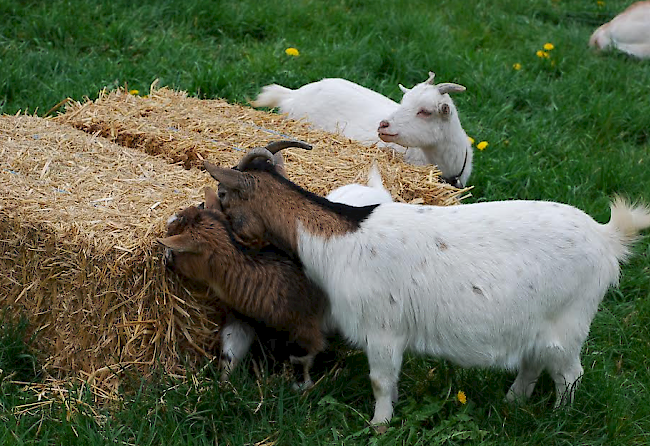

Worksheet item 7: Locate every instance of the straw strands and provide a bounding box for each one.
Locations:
[1,85,465,394]
[55,84,467,206]
[0,115,221,391]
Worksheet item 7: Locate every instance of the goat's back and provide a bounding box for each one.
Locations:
[254,78,399,144]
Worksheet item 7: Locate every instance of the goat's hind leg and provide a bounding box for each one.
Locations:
[506,355,544,403]
[219,315,256,383]
[549,355,583,408]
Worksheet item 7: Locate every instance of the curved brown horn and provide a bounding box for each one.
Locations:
[265,140,312,154]
[204,160,246,190]
[236,147,276,170]
[437,83,466,95]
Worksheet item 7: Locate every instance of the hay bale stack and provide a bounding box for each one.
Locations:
[54,85,466,206]
[0,86,464,391]
[0,115,219,390]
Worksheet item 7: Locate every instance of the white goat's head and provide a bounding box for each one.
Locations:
[378,71,466,148]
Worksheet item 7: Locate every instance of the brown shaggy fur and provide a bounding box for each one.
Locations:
[158,189,327,363]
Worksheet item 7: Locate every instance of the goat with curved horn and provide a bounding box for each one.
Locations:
[236,147,276,170]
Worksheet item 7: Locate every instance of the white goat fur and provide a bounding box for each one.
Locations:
[589,1,650,58]
[326,163,393,206]
[293,198,650,424]
[252,73,473,186]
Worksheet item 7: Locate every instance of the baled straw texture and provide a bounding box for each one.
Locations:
[1,85,465,395]
[55,84,468,206]
[0,115,221,393]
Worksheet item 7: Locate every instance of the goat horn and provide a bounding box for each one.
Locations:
[265,140,312,154]
[437,83,466,95]
[398,84,410,94]
[204,160,247,190]
[236,147,276,170]
[426,71,436,84]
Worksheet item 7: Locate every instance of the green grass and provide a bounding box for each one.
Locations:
[1,0,650,444]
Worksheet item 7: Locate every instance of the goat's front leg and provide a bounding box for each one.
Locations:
[366,334,405,426]
[290,353,315,391]
[219,315,256,382]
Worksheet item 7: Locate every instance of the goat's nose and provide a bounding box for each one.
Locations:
[378,120,389,129]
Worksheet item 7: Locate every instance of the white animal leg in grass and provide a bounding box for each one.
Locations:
[219,317,256,382]
[290,353,315,391]
[549,356,584,408]
[506,356,544,403]
[367,335,406,425]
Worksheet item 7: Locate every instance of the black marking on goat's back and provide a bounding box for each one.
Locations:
[238,159,380,228]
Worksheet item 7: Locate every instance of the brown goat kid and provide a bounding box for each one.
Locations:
[158,187,327,388]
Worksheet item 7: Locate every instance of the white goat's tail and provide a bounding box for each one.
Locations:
[605,197,650,262]
[366,162,385,190]
[250,84,293,108]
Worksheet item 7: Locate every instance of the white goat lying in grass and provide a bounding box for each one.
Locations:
[252,72,472,187]
[205,141,650,426]
[590,1,650,58]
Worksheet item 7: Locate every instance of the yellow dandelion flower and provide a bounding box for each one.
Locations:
[513,63,522,70]
[536,50,544,58]
[468,136,475,145]
[457,391,467,404]
[597,1,605,7]
[543,43,555,51]
[285,47,300,57]
[477,141,489,151]
[128,89,139,95]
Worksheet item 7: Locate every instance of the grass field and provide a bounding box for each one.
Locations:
[1,0,650,444]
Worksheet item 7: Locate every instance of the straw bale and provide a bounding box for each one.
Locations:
[0,114,221,391]
[55,85,468,206]
[0,86,466,394]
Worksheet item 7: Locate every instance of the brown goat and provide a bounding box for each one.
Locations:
[158,186,327,388]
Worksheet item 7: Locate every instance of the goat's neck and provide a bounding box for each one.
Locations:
[255,183,360,254]
[419,119,469,171]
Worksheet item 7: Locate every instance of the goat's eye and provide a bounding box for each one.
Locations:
[417,109,432,117]
[218,191,227,201]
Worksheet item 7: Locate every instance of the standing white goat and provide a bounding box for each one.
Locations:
[205,142,650,426]
[589,1,650,58]
[251,72,472,187]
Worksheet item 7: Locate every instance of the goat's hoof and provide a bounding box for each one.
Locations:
[291,379,314,392]
[373,424,388,434]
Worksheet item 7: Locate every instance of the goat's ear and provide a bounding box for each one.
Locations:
[204,161,246,191]
[437,83,466,95]
[398,83,410,94]
[273,152,288,178]
[204,187,221,210]
[157,234,201,254]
